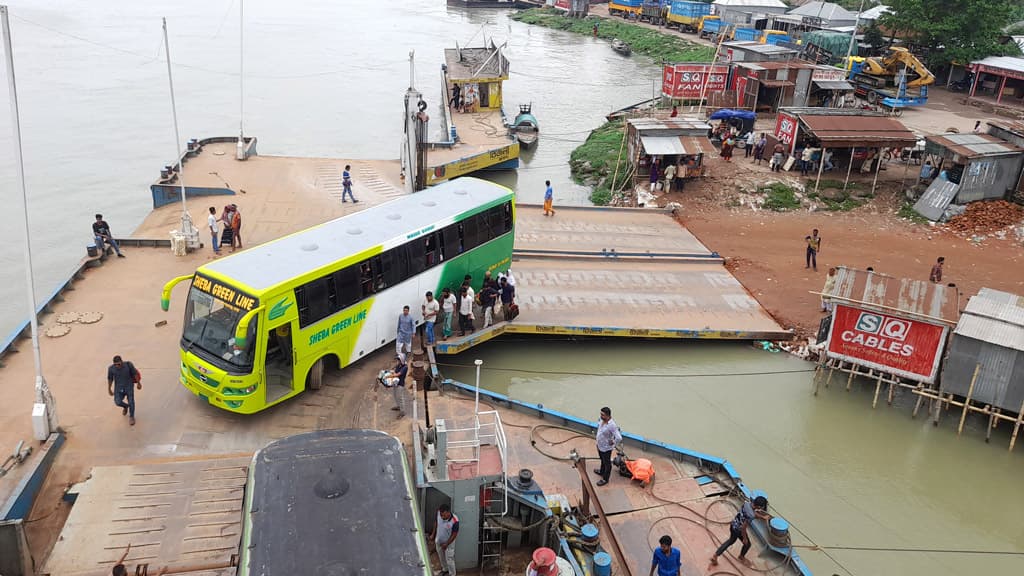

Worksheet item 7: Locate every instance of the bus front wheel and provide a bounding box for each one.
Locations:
[307,358,324,391]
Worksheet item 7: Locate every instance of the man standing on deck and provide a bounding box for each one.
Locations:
[429,503,459,576]
[342,164,358,203]
[543,180,556,216]
[93,214,125,258]
[594,407,622,486]
[107,355,141,426]
[207,207,220,254]
[710,495,771,568]
[650,535,682,576]
[422,291,440,346]
[396,306,414,357]
[441,287,456,340]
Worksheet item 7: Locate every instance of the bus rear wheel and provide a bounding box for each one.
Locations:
[307,358,324,391]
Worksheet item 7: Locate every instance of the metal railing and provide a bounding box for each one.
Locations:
[438,410,508,515]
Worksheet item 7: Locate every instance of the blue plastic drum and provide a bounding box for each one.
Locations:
[769,517,789,532]
[581,523,599,542]
[593,551,611,576]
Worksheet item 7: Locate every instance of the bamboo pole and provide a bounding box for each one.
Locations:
[843,147,855,191]
[871,373,883,408]
[912,385,925,418]
[813,364,822,396]
[985,407,997,443]
[609,120,629,201]
[825,363,836,388]
[814,146,827,195]
[957,364,981,436]
[1009,398,1024,452]
[870,147,883,195]
[886,379,895,405]
[846,365,856,391]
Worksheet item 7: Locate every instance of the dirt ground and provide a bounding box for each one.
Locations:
[651,146,1024,340]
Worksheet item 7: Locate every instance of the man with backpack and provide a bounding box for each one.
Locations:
[107,355,142,426]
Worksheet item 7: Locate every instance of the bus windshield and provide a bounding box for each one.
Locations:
[183,286,255,368]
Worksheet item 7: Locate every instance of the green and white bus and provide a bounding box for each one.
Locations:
[161,177,515,413]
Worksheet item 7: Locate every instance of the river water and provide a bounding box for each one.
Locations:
[0,2,1021,575]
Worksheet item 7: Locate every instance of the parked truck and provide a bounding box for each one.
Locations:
[608,0,644,18]
[732,28,759,42]
[666,1,712,33]
[640,0,669,25]
[699,16,724,39]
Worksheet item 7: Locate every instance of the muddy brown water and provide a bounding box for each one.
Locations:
[1,3,1022,575]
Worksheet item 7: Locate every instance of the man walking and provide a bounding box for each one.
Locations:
[594,407,622,486]
[710,496,770,568]
[396,306,414,357]
[458,285,474,336]
[543,180,555,216]
[342,164,358,203]
[207,207,220,254]
[650,535,682,576]
[805,229,821,271]
[930,256,945,283]
[93,214,125,258]
[744,131,756,158]
[441,287,456,340]
[499,277,515,321]
[662,162,676,194]
[422,291,440,346]
[428,503,459,576]
[480,281,499,328]
[107,355,141,426]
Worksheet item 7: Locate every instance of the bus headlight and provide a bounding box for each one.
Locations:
[222,384,258,396]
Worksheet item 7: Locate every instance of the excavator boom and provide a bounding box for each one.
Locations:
[860,47,935,88]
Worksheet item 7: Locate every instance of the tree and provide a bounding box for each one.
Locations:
[862,22,887,54]
[880,0,1019,67]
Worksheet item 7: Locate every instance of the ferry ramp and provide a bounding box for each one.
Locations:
[436,205,788,354]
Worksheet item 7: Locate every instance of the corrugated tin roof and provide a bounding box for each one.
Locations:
[713,0,787,7]
[925,132,1023,159]
[724,42,799,55]
[736,59,812,69]
[824,266,960,325]
[628,117,712,132]
[859,5,891,19]
[987,119,1024,137]
[800,114,917,147]
[813,79,854,90]
[971,56,1024,75]
[786,1,858,21]
[964,288,1024,327]
[954,315,1024,353]
[640,135,716,156]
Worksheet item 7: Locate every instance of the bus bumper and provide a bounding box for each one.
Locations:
[179,358,264,414]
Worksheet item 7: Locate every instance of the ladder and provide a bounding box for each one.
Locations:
[480,481,506,574]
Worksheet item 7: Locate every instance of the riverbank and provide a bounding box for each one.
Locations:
[568,120,631,205]
[511,8,714,62]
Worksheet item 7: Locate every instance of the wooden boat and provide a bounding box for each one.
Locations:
[511,103,539,149]
[611,38,632,56]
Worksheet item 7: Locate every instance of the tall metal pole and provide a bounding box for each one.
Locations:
[473,358,483,444]
[163,18,193,241]
[844,0,866,66]
[238,0,244,145]
[2,5,58,436]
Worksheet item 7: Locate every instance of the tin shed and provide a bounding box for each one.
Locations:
[942,288,1024,414]
[924,133,1024,203]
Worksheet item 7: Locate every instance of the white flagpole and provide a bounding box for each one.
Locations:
[162,18,195,246]
[238,0,245,154]
[2,5,59,436]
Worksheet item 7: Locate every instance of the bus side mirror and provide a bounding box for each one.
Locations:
[161,274,195,312]
[235,306,264,350]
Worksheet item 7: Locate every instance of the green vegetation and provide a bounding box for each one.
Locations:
[880,0,1022,67]
[898,201,930,223]
[805,182,866,211]
[512,9,714,62]
[763,183,801,212]
[569,121,629,205]
[807,179,859,190]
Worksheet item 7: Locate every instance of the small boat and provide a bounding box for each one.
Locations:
[511,103,539,150]
[611,38,632,56]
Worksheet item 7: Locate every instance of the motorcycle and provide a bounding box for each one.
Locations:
[950,73,974,93]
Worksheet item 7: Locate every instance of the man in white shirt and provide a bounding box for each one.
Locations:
[422,291,440,346]
[594,406,623,486]
[207,206,220,254]
[441,287,457,340]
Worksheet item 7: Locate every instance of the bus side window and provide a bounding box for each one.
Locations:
[478,213,492,244]
[372,255,385,292]
[425,234,437,268]
[443,224,460,256]
[360,262,374,297]
[502,201,513,232]
[463,217,480,250]
[335,267,361,308]
[408,239,426,274]
[489,206,505,237]
[299,277,331,327]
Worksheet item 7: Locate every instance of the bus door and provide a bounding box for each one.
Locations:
[264,319,296,403]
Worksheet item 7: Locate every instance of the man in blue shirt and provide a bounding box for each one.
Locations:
[650,534,681,576]
[342,164,358,203]
[543,180,555,216]
[396,306,414,357]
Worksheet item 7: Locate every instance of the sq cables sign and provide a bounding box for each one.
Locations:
[826,305,948,383]
[662,63,730,99]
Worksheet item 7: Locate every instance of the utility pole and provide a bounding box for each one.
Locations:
[2,5,59,438]
[163,18,198,251]
[236,0,246,160]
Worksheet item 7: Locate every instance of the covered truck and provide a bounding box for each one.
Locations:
[666,1,712,32]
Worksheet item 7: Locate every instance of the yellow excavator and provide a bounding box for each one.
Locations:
[850,46,934,110]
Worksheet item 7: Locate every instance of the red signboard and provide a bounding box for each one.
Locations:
[826,305,948,383]
[662,63,730,99]
[735,76,747,108]
[774,111,798,155]
[554,0,571,10]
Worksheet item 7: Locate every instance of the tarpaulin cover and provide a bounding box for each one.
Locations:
[709,109,757,121]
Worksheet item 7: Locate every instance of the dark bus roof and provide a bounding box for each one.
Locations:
[244,429,428,575]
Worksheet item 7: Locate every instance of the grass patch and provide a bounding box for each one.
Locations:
[512,8,714,62]
[807,178,858,190]
[763,183,800,211]
[897,202,929,224]
[569,121,631,206]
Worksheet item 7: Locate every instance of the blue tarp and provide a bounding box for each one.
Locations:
[709,109,757,121]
